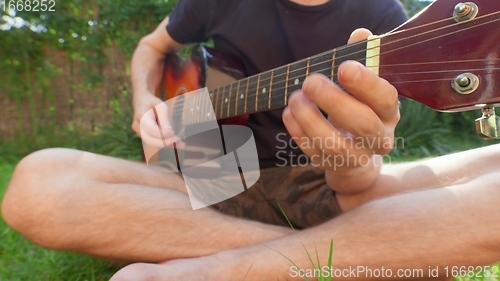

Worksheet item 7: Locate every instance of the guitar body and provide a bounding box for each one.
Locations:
[159,45,249,125]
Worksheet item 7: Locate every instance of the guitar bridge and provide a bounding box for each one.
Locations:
[475,106,500,140]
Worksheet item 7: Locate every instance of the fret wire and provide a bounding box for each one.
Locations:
[192,91,197,123]
[268,70,273,109]
[201,92,206,122]
[227,83,232,118]
[206,91,211,121]
[255,75,260,112]
[235,80,241,116]
[306,57,310,77]
[201,91,205,122]
[179,96,186,126]
[331,49,336,80]
[212,88,220,117]
[212,90,217,119]
[219,86,224,119]
[199,92,203,122]
[196,91,200,123]
[203,92,207,122]
[244,77,249,114]
[285,64,290,106]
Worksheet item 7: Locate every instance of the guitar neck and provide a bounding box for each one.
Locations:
[208,38,378,120]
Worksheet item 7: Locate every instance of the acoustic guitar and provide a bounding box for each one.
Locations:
[154,0,500,163]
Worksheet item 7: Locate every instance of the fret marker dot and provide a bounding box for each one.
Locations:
[294,79,299,85]
[240,94,244,99]
[262,88,266,94]
[225,98,228,103]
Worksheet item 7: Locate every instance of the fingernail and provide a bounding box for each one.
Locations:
[304,76,324,97]
[340,61,361,82]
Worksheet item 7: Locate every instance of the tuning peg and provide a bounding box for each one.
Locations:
[475,106,500,140]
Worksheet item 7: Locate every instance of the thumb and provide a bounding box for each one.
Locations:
[348,28,373,44]
[152,101,175,138]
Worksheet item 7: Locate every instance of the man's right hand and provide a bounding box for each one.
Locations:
[130,16,185,150]
[132,93,184,149]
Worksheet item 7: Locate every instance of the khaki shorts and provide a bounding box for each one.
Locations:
[212,165,342,229]
[157,161,342,229]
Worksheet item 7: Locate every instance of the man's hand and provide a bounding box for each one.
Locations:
[132,93,185,149]
[282,28,400,195]
[130,16,185,151]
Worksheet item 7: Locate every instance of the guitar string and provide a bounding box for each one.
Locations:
[177,66,500,125]
[172,11,500,119]
[365,14,500,68]
[174,58,500,118]
[177,67,500,122]
[365,58,500,68]
[227,67,500,109]
[203,10,500,98]
[219,13,500,104]
[176,65,500,123]
[229,10,500,95]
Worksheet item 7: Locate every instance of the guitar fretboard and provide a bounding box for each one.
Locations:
[184,39,371,124]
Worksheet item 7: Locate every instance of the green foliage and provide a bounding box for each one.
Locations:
[400,0,433,17]
[391,100,451,158]
[0,0,178,139]
[0,97,142,162]
[391,100,500,159]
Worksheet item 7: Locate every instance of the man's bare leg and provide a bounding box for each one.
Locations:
[1,148,293,262]
[111,144,500,280]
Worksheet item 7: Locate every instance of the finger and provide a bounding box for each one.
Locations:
[302,74,387,142]
[338,60,400,125]
[287,90,373,159]
[152,102,176,135]
[282,105,322,158]
[139,108,175,140]
[139,110,185,149]
[140,130,183,149]
[348,28,373,44]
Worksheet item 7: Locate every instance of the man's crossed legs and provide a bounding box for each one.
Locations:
[2,144,500,280]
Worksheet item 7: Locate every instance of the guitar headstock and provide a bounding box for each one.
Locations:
[377,0,500,139]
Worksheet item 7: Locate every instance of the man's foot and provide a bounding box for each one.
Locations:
[109,255,228,281]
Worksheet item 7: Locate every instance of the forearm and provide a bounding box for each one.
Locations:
[130,16,181,106]
[131,39,167,105]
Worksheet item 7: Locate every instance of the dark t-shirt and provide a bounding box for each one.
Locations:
[167,0,408,168]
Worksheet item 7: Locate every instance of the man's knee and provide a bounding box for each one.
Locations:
[1,148,81,248]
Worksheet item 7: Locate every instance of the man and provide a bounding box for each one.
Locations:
[2,0,500,280]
